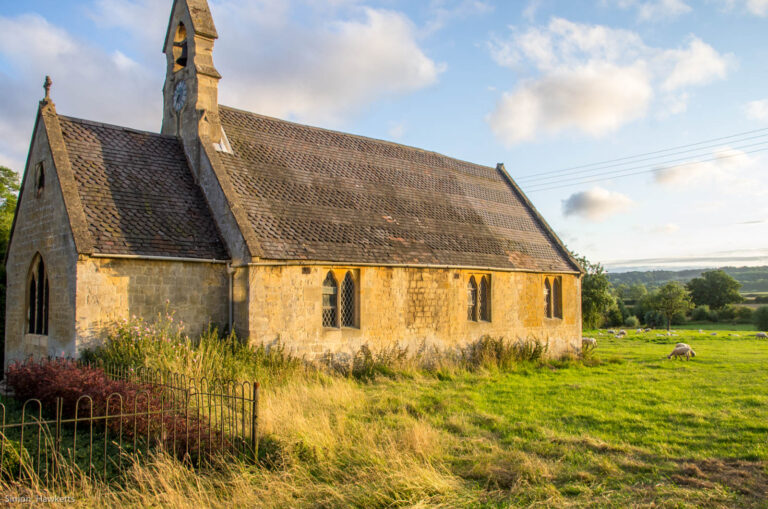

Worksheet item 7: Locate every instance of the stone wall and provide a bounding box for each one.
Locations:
[4,117,79,366]
[244,265,581,358]
[75,257,229,351]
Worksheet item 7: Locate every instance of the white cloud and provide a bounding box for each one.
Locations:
[745,99,768,121]
[0,1,442,168]
[720,0,768,16]
[562,187,634,221]
[213,4,443,124]
[0,13,160,172]
[746,0,768,15]
[487,63,652,143]
[486,18,731,145]
[604,0,692,21]
[651,223,680,233]
[654,146,766,194]
[660,37,729,91]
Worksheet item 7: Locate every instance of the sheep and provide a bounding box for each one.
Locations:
[710,332,717,336]
[644,328,652,332]
[756,332,767,339]
[667,345,696,360]
[582,337,597,347]
[607,329,617,334]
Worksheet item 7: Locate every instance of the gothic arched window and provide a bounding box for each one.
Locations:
[479,275,491,322]
[553,277,563,319]
[467,276,478,322]
[544,278,552,318]
[173,23,188,72]
[27,255,49,335]
[341,271,356,327]
[322,271,338,328]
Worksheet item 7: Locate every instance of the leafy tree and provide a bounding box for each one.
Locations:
[686,270,742,310]
[755,306,768,331]
[0,166,20,371]
[628,283,648,303]
[573,254,614,329]
[650,282,694,331]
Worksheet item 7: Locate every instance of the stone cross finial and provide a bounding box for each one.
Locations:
[43,76,52,101]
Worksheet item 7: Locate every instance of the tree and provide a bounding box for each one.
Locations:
[573,253,614,329]
[755,306,768,331]
[0,166,20,373]
[686,270,742,310]
[628,283,648,303]
[651,282,694,331]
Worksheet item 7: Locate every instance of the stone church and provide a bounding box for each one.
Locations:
[4,0,583,366]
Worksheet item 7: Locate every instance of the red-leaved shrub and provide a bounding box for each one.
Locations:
[5,359,225,459]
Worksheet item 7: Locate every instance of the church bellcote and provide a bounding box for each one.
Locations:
[161,0,222,145]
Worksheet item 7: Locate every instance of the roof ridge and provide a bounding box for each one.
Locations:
[58,115,177,140]
[219,104,495,173]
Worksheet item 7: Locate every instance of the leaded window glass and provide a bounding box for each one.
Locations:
[341,272,356,327]
[479,275,491,322]
[322,271,338,328]
[27,256,49,335]
[467,276,478,321]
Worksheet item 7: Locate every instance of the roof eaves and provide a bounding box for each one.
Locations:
[495,163,584,275]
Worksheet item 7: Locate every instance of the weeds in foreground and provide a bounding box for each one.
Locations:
[82,314,574,386]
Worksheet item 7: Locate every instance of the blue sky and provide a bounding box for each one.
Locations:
[0,0,766,271]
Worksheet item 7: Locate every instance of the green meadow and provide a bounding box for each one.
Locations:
[2,328,767,508]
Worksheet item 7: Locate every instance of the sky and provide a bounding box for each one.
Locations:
[0,0,766,272]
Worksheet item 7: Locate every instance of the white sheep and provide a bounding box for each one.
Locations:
[667,345,696,360]
[756,332,767,339]
[582,337,597,347]
[607,329,617,334]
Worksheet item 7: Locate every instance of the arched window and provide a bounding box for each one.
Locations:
[479,275,491,322]
[544,278,552,318]
[341,271,356,327]
[467,276,478,321]
[27,255,49,335]
[322,271,338,328]
[173,23,188,72]
[553,277,563,319]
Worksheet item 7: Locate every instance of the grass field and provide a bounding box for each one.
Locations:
[675,321,758,331]
[2,329,767,507]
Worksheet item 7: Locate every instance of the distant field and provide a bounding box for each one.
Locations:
[674,321,758,331]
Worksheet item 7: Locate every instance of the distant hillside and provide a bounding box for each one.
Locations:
[607,266,768,293]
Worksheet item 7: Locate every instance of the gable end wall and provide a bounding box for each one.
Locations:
[4,117,79,366]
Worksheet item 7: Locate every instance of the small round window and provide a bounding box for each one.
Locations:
[35,162,45,197]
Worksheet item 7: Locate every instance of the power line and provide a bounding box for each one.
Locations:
[523,146,768,193]
[517,131,768,184]
[515,126,768,182]
[521,139,768,190]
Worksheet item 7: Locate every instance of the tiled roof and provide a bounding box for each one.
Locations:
[218,106,577,272]
[58,116,228,260]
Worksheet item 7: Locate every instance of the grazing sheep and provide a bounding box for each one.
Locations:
[582,337,597,347]
[644,328,652,332]
[607,329,617,334]
[619,329,627,335]
[699,329,704,333]
[756,332,767,339]
[667,345,696,360]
